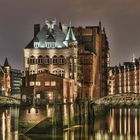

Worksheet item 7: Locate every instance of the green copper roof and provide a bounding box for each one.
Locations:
[65,26,76,41]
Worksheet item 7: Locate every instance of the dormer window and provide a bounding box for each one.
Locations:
[45,42,56,48]
[34,42,39,48]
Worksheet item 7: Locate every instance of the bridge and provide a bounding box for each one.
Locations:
[93,93,140,106]
[0,95,20,105]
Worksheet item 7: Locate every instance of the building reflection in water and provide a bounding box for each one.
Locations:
[0,107,19,140]
[63,107,140,140]
[1,106,140,139]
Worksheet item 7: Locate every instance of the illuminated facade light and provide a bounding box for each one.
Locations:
[108,60,140,94]
[50,81,56,86]
[30,82,35,86]
[22,19,110,102]
[45,81,50,86]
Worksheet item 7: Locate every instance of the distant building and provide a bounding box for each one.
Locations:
[108,58,140,95]
[0,65,4,95]
[22,19,110,103]
[11,69,22,94]
[0,58,22,96]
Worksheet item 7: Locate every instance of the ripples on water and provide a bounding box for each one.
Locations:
[0,105,140,140]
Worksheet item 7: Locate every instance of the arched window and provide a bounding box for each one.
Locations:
[44,55,50,64]
[58,55,65,64]
[53,56,58,64]
[29,56,35,64]
[38,56,43,64]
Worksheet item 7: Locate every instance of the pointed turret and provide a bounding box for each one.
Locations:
[4,58,10,67]
[65,23,76,41]
[99,20,102,32]
[63,22,77,47]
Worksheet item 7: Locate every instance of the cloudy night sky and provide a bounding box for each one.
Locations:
[0,0,140,69]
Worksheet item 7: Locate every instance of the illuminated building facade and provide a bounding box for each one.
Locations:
[73,23,110,98]
[0,58,22,96]
[23,19,78,103]
[22,72,75,104]
[22,19,110,103]
[108,58,140,95]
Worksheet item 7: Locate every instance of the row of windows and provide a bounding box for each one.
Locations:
[53,70,65,77]
[34,42,57,48]
[29,81,56,87]
[28,69,65,78]
[28,55,65,65]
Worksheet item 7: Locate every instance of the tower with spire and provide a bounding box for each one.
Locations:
[3,58,11,96]
[63,23,78,81]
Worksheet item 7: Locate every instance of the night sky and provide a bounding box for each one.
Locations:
[0,0,140,70]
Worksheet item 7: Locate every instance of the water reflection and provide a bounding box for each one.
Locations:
[1,105,140,139]
[0,107,19,140]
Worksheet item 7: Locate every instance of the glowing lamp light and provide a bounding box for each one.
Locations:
[30,107,36,114]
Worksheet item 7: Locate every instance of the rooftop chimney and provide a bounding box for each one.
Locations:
[34,24,40,37]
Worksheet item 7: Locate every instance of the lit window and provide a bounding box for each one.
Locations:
[36,94,40,99]
[45,81,50,86]
[34,42,39,48]
[52,69,64,77]
[48,91,53,100]
[59,70,64,77]
[51,81,56,86]
[36,82,41,86]
[30,82,34,86]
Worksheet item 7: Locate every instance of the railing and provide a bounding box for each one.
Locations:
[92,93,140,106]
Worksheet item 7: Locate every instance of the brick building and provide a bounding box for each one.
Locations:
[73,23,110,98]
[108,58,140,95]
[22,72,75,104]
[22,19,110,103]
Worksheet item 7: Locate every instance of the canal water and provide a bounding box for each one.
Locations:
[0,106,140,140]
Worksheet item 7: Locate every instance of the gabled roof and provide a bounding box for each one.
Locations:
[25,39,34,48]
[25,22,67,49]
[46,33,55,42]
